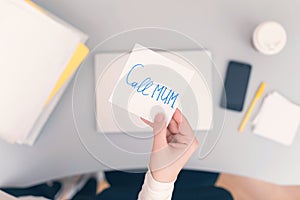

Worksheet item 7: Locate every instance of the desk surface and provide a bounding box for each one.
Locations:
[1,0,300,187]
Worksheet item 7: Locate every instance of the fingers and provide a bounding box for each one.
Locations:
[141,109,183,130]
[166,109,182,135]
[168,118,179,134]
[140,117,153,128]
[172,109,194,137]
[152,113,168,150]
[167,134,174,143]
[173,108,183,125]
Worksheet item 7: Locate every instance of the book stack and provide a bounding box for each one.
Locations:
[0,0,89,145]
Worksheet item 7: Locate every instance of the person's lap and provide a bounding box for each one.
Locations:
[2,182,61,199]
[95,170,232,200]
[2,170,233,200]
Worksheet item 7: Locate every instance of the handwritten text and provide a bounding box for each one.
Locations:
[126,64,179,109]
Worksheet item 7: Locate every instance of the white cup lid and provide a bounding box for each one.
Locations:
[253,21,287,55]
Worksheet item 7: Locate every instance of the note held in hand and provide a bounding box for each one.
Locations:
[109,44,195,125]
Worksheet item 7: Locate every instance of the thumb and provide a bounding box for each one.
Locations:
[152,113,168,150]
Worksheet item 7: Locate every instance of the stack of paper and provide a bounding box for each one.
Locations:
[0,0,89,145]
[252,91,300,146]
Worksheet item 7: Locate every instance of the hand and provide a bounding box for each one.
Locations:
[142,109,199,183]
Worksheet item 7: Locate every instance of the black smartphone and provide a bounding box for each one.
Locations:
[221,61,251,112]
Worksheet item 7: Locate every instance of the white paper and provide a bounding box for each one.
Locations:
[0,0,80,143]
[109,44,195,125]
[252,92,300,146]
[95,50,213,133]
[19,80,70,145]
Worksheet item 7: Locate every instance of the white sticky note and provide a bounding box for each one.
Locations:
[252,92,300,146]
[109,44,195,125]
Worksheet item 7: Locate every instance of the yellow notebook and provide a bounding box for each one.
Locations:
[45,43,89,104]
[25,0,44,13]
[25,0,89,104]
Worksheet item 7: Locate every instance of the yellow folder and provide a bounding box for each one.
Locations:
[45,43,89,104]
[25,0,89,104]
[25,0,45,13]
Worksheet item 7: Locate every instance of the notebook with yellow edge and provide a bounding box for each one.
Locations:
[45,43,89,104]
[20,0,89,145]
[25,0,89,103]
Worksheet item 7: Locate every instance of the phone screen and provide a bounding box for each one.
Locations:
[221,61,251,111]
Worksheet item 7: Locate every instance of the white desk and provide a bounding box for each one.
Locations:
[1,0,300,187]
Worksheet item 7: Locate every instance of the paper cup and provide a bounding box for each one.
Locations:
[253,21,287,55]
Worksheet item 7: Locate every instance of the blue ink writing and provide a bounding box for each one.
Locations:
[126,64,179,109]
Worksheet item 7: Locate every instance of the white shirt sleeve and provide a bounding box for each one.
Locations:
[138,170,175,200]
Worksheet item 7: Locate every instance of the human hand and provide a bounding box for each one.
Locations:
[142,109,199,183]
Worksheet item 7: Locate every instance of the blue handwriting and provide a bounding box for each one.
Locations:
[126,64,179,109]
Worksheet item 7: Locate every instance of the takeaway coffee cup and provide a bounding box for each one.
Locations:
[252,21,287,55]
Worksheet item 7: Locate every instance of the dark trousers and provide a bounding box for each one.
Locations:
[72,170,233,200]
[2,170,233,200]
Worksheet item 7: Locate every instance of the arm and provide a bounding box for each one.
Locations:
[138,109,199,200]
[138,170,175,200]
